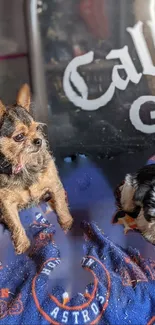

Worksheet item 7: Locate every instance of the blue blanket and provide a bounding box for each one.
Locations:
[0,207,155,325]
[0,155,155,325]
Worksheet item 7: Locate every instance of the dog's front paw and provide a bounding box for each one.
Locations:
[13,232,30,255]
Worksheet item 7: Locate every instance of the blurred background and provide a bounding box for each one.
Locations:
[1,0,155,299]
[1,0,155,160]
[0,1,29,102]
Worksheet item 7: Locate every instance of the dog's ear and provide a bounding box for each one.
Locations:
[16,84,31,111]
[0,100,6,119]
[134,185,149,204]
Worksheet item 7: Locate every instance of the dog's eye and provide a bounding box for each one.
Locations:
[13,133,25,142]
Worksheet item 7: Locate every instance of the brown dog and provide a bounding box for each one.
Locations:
[0,84,73,254]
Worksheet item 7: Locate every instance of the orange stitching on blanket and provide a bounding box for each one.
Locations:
[121,270,133,286]
[148,316,155,325]
[0,289,9,298]
[0,293,23,319]
[39,233,53,241]
[8,295,23,316]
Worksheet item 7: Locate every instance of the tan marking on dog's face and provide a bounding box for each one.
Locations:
[120,181,136,212]
[12,121,40,139]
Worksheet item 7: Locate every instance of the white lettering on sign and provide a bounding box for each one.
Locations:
[63,51,115,111]
[63,21,155,134]
[106,45,141,90]
[127,21,155,76]
[130,96,155,133]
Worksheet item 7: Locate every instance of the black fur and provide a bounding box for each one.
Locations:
[0,106,32,138]
[0,152,12,175]
[125,206,141,219]
[132,164,155,221]
[135,164,155,186]
[134,185,151,204]
[0,115,15,137]
[11,106,32,126]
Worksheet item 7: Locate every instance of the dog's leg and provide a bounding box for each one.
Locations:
[120,174,136,212]
[1,203,30,254]
[47,159,73,230]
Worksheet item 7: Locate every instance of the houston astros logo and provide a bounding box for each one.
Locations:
[0,291,23,319]
[32,256,111,324]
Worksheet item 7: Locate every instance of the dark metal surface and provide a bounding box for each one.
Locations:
[37,0,155,157]
[24,0,48,126]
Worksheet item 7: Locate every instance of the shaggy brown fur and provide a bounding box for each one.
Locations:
[0,84,73,254]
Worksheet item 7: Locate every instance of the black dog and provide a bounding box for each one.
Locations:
[120,164,155,244]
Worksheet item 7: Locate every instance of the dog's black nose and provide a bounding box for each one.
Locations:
[33,138,42,147]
